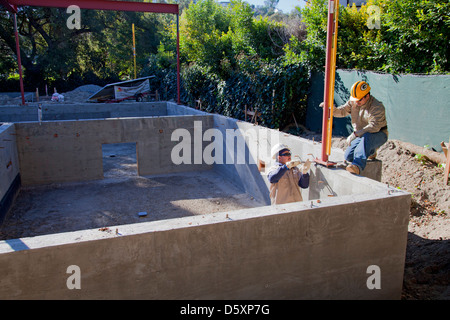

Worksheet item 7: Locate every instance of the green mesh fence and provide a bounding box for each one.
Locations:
[306,69,450,152]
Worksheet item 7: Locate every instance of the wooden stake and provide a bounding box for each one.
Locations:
[132,23,137,79]
[445,137,450,185]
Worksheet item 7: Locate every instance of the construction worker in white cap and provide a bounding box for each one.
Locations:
[320,81,388,175]
[267,143,311,205]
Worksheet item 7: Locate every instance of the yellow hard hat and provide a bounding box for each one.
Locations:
[350,81,371,101]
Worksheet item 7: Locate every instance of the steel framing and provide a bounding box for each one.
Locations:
[1,0,180,104]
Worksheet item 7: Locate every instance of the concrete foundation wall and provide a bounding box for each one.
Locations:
[166,101,206,116]
[0,102,167,123]
[0,123,21,223]
[0,102,410,300]
[0,191,410,300]
[15,115,213,185]
[209,112,382,205]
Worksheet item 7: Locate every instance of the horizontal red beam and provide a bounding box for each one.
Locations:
[7,0,178,14]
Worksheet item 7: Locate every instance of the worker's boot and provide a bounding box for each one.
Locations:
[346,164,360,175]
[368,151,377,160]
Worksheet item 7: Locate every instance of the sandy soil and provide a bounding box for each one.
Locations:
[329,136,450,300]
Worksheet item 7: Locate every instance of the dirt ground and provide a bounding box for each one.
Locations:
[328,135,450,300]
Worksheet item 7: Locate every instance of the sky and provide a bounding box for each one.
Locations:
[243,0,306,13]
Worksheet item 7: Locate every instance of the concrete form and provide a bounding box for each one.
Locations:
[0,102,410,299]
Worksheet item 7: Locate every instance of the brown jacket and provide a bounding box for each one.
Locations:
[268,165,307,205]
[333,96,388,137]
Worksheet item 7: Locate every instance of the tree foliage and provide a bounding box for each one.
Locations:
[0,7,162,91]
[377,0,449,73]
[0,0,447,130]
[177,0,309,130]
[290,0,449,74]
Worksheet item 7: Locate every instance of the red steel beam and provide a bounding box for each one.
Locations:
[318,0,335,165]
[13,12,25,105]
[7,0,178,14]
[2,0,180,104]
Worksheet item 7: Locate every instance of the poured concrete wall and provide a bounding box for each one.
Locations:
[0,123,20,223]
[0,102,167,123]
[0,102,410,299]
[11,103,383,198]
[0,189,410,299]
[14,115,213,185]
[205,111,382,205]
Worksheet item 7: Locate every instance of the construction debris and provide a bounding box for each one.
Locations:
[0,84,102,105]
[394,140,447,165]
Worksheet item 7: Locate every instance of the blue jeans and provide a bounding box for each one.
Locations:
[344,131,388,171]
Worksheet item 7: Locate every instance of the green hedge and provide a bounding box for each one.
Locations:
[180,59,310,130]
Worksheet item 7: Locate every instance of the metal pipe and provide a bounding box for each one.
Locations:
[326,0,339,156]
[132,23,136,79]
[177,13,180,105]
[8,0,179,14]
[320,0,336,164]
[13,11,25,105]
[3,0,180,105]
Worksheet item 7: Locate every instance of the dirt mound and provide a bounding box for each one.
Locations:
[59,84,102,103]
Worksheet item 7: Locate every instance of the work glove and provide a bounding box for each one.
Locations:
[302,159,311,174]
[346,132,357,145]
[286,157,302,170]
[319,102,336,108]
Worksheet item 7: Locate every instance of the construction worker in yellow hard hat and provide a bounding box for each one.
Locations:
[267,143,311,205]
[320,81,388,175]
[350,80,371,102]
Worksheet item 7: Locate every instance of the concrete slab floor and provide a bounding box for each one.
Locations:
[0,143,263,240]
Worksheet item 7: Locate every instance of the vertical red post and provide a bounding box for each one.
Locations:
[319,0,335,164]
[13,11,25,105]
[176,13,180,104]
[6,0,180,104]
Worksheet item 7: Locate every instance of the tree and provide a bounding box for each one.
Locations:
[375,0,449,73]
[0,7,89,89]
[0,7,163,91]
[179,0,233,75]
[292,0,449,74]
[264,0,279,15]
